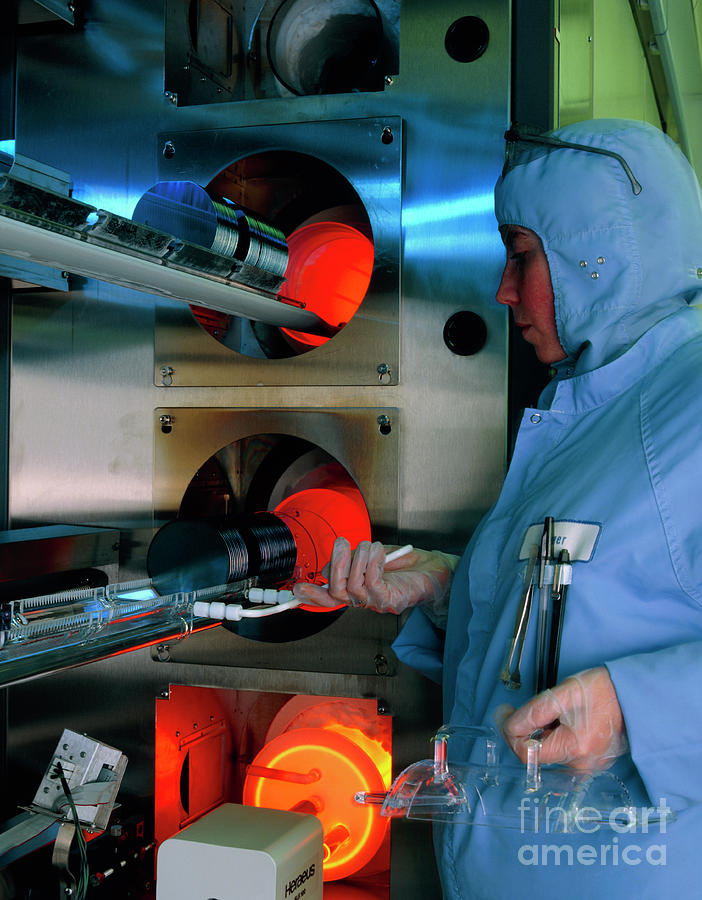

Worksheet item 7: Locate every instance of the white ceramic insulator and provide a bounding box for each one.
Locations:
[248,588,294,604]
[224,604,244,621]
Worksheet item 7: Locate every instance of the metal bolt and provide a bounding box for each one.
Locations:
[591,272,599,279]
[160,366,173,376]
[530,413,542,424]
[579,260,587,268]
[377,697,390,715]
[61,271,69,279]
[381,126,394,145]
[375,654,390,676]
[597,256,606,264]
[159,414,175,426]
[162,141,176,159]
[377,363,391,383]
[384,75,393,86]
[377,414,390,427]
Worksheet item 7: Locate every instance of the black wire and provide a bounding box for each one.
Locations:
[54,762,90,900]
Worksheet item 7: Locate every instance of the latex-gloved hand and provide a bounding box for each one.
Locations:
[495,666,629,771]
[292,536,459,617]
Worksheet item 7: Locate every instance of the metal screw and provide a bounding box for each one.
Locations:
[159,414,175,426]
[375,654,390,676]
[591,272,599,279]
[381,126,394,145]
[384,75,393,86]
[377,697,390,715]
[579,260,587,268]
[597,256,606,264]
[697,267,702,279]
[530,413,542,424]
[377,363,391,383]
[160,366,173,376]
[163,91,178,104]
[162,141,176,159]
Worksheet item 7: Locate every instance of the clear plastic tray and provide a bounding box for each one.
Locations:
[356,724,675,833]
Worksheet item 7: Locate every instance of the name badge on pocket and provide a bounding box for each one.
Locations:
[518,520,601,561]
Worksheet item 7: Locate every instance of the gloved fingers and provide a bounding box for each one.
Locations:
[365,542,390,593]
[291,582,344,607]
[493,703,516,734]
[326,535,353,601]
[292,536,353,607]
[500,688,566,745]
[345,540,373,607]
[499,667,629,770]
[383,546,421,571]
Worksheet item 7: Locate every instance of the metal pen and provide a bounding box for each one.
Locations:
[500,543,538,689]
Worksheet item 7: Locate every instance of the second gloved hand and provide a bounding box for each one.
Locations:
[495,666,629,770]
[292,537,459,617]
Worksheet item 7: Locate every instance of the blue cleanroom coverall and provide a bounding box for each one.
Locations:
[407,120,702,898]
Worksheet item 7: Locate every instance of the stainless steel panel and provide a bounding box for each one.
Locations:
[0,524,119,582]
[154,116,401,386]
[153,406,399,532]
[8,2,511,895]
[157,604,401,676]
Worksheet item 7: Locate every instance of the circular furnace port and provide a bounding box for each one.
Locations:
[149,433,372,642]
[266,0,385,95]
[194,150,374,358]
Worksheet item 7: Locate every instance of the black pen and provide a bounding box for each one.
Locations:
[546,548,570,689]
[535,517,554,694]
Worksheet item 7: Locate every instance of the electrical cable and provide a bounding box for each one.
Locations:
[55,761,89,900]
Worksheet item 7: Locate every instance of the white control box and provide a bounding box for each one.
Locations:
[156,803,323,900]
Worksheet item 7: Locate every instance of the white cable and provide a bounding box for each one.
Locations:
[192,547,413,621]
[192,598,301,621]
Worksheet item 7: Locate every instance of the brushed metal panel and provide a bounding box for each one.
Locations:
[8,3,511,892]
[153,406,399,537]
[157,604,400,676]
[154,116,401,387]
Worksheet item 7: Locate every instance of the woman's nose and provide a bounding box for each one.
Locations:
[496,263,518,307]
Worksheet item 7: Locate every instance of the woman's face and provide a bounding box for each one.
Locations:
[496,225,567,364]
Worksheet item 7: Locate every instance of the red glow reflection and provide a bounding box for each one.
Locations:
[279,221,374,349]
[243,725,390,882]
